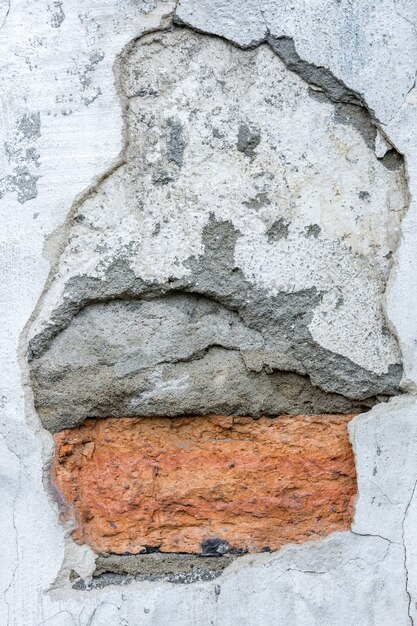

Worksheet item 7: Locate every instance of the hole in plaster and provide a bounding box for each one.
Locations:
[52,414,356,585]
[27,25,409,586]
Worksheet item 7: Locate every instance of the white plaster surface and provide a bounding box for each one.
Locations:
[2,1,417,625]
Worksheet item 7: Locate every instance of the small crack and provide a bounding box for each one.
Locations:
[259,7,269,40]
[84,601,120,626]
[257,547,391,595]
[1,436,22,624]
[0,0,10,32]
[406,70,417,98]
[369,480,396,506]
[392,67,417,122]
[394,3,417,36]
[351,530,399,545]
[35,610,76,626]
[402,478,417,625]
[388,3,417,120]
[151,342,243,368]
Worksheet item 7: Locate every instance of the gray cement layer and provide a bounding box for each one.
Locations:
[30,215,397,431]
[78,553,237,587]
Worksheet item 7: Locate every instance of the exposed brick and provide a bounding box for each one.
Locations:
[52,414,357,554]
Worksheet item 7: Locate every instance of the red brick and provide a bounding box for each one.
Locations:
[52,414,356,554]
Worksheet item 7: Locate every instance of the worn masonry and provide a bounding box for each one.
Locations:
[27,26,408,585]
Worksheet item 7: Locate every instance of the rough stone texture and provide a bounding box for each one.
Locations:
[31,291,380,432]
[28,28,407,432]
[2,1,417,625]
[52,414,356,555]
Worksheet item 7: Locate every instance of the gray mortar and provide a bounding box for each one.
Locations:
[72,552,236,588]
[237,123,261,158]
[266,218,289,241]
[305,224,321,239]
[379,149,404,171]
[167,118,186,167]
[82,553,235,586]
[242,192,271,211]
[30,216,399,432]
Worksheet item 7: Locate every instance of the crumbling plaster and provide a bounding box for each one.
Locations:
[1,1,417,625]
[27,26,408,433]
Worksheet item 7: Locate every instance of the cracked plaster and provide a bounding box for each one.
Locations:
[2,0,417,625]
[27,27,407,433]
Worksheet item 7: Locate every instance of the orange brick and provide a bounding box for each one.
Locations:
[52,414,357,554]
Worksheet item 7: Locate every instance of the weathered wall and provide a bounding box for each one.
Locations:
[28,27,406,432]
[52,414,356,555]
[2,1,417,624]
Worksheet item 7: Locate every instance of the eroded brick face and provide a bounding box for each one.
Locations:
[52,415,356,554]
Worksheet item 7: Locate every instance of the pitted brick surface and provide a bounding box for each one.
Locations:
[52,414,356,554]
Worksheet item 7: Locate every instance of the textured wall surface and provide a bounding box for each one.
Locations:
[52,414,356,555]
[2,1,417,625]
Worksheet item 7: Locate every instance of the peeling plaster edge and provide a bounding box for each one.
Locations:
[31,13,177,345]
[0,0,10,34]
[383,147,416,394]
